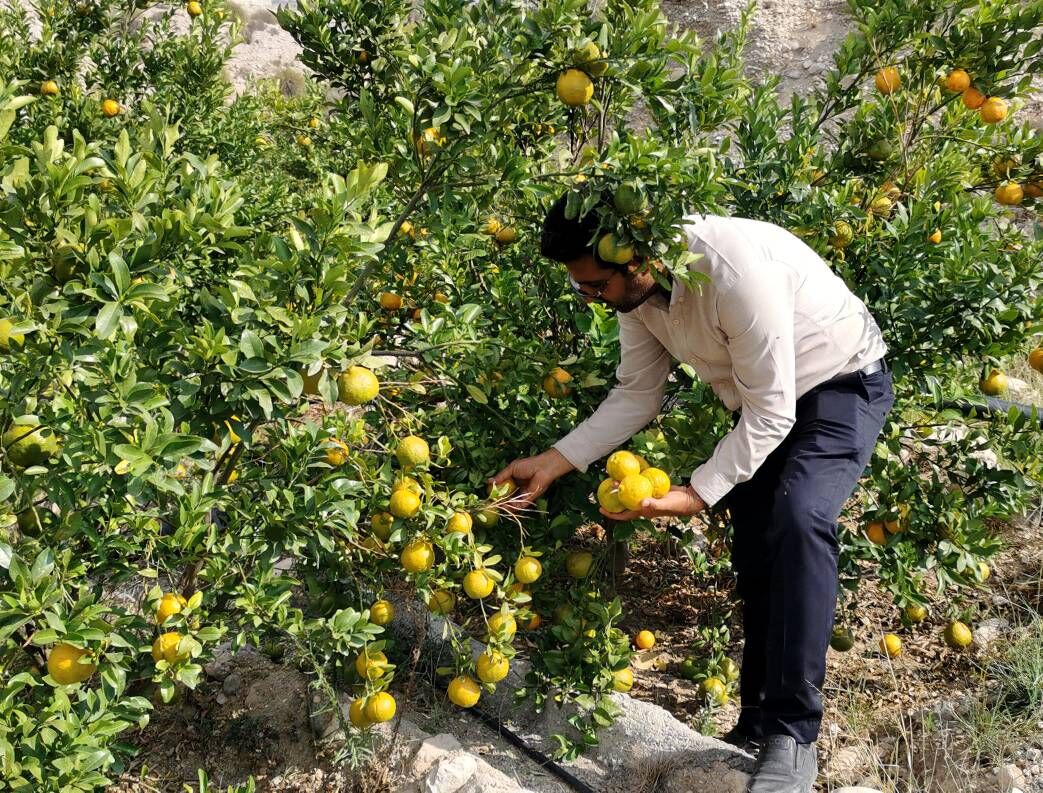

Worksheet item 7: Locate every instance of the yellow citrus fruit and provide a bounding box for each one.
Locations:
[524,613,541,631]
[379,291,402,310]
[428,589,456,614]
[393,476,422,496]
[395,435,430,469]
[556,69,594,106]
[487,477,518,499]
[474,508,499,529]
[476,651,509,683]
[447,511,473,534]
[611,667,634,692]
[640,468,671,498]
[337,366,379,405]
[596,232,634,265]
[463,569,495,599]
[355,649,388,680]
[186,1,203,16]
[928,229,942,244]
[944,621,973,648]
[700,676,728,705]
[370,600,395,625]
[486,612,517,640]
[494,226,518,245]
[978,561,991,581]
[514,556,542,584]
[874,66,901,94]
[830,219,854,248]
[47,644,96,685]
[371,512,394,541]
[479,217,502,235]
[617,474,653,510]
[994,182,1024,206]
[878,633,902,658]
[943,68,971,92]
[1028,348,1043,373]
[448,675,481,708]
[3,419,62,467]
[101,98,121,117]
[364,691,396,722]
[307,116,320,129]
[0,318,25,352]
[400,539,434,572]
[325,438,350,466]
[296,135,312,147]
[348,697,371,728]
[635,630,656,650]
[389,488,421,518]
[720,657,740,682]
[980,96,1008,124]
[962,87,986,109]
[606,451,641,481]
[597,479,625,514]
[156,593,188,624]
[1025,182,1043,199]
[40,80,59,97]
[980,369,1008,395]
[866,521,887,546]
[152,632,186,664]
[904,604,928,623]
[543,367,572,398]
[565,550,593,579]
[415,126,445,156]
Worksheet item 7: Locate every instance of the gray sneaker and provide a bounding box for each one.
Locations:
[746,735,817,792]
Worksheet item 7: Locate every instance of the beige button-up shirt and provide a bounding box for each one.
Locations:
[553,213,889,508]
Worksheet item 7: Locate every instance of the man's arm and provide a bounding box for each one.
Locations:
[491,311,670,505]
[552,310,671,473]
[688,266,797,508]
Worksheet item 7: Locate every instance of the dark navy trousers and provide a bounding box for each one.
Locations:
[724,361,895,744]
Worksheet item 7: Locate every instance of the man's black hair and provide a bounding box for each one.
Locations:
[540,192,627,271]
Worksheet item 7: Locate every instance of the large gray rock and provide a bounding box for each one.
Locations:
[421,751,479,792]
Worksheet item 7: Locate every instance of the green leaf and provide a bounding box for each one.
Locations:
[95,303,122,340]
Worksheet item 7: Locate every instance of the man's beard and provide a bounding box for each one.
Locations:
[612,279,662,313]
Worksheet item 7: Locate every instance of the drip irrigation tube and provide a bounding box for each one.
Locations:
[941,396,1042,424]
[464,705,599,793]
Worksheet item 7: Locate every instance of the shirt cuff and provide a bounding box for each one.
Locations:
[689,464,734,509]
[552,438,593,474]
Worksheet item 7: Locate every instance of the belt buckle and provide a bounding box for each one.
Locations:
[860,358,884,376]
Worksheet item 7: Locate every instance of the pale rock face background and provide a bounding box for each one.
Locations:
[217,0,1042,126]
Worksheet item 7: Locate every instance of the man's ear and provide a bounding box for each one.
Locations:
[626,256,647,275]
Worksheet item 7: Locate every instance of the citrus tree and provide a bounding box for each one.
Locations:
[1,0,1042,787]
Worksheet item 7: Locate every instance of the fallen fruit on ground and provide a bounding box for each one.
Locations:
[879,633,902,658]
[944,621,973,648]
[635,630,655,650]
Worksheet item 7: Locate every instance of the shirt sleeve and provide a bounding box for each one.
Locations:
[553,311,671,473]
[689,266,797,507]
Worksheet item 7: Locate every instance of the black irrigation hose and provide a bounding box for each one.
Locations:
[464,704,600,793]
[941,395,1043,424]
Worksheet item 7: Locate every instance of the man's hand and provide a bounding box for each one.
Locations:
[489,448,575,510]
[600,484,707,522]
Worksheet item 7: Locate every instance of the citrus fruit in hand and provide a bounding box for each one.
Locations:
[640,468,671,498]
[617,474,653,510]
[606,451,641,481]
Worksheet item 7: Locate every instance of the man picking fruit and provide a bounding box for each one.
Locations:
[491,194,895,793]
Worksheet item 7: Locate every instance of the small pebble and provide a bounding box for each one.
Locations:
[223,671,243,695]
